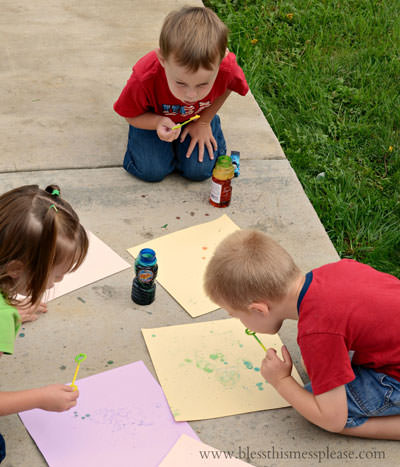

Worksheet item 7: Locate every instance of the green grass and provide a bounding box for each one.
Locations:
[205,0,400,277]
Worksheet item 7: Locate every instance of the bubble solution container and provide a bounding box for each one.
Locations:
[209,155,235,208]
[131,248,158,305]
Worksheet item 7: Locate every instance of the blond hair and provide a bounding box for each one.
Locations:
[159,6,228,71]
[204,230,301,309]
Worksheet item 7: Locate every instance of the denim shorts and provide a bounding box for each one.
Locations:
[305,366,400,428]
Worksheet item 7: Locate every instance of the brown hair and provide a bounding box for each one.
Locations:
[159,6,228,71]
[0,184,88,306]
[204,230,301,309]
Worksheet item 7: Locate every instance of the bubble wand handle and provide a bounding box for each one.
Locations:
[172,115,200,130]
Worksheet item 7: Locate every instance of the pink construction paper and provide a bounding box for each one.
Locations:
[19,361,198,467]
[46,231,131,301]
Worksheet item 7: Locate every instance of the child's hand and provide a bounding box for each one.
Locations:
[17,301,48,323]
[156,117,181,142]
[181,120,217,162]
[261,345,293,388]
[38,384,79,412]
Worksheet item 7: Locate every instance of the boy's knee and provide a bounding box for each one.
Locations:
[123,158,169,182]
[181,163,213,181]
[136,172,168,183]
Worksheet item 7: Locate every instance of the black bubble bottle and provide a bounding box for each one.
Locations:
[131,248,158,305]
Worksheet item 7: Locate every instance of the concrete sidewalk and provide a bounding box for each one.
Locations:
[0,1,398,466]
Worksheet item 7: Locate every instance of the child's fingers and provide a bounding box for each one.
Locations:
[180,127,188,142]
[186,140,197,159]
[211,135,218,152]
[37,302,48,313]
[205,140,214,160]
[266,348,277,360]
[63,384,75,392]
[281,345,292,365]
[70,389,80,401]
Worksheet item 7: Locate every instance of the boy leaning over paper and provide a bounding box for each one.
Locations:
[204,229,400,439]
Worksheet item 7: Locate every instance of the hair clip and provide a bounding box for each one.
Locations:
[51,189,60,196]
[49,204,58,212]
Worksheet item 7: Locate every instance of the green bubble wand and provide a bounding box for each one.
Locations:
[245,329,267,352]
[70,353,87,391]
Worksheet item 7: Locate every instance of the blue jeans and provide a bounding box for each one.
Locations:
[305,366,400,427]
[123,114,226,182]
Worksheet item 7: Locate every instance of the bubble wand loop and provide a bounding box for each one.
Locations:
[70,353,87,391]
[172,115,200,130]
[245,329,267,352]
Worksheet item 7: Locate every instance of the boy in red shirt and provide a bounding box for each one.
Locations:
[204,229,400,439]
[114,6,248,182]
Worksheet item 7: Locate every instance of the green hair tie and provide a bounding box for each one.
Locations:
[51,189,60,196]
[49,204,58,212]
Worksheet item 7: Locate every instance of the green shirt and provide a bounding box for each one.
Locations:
[0,293,21,354]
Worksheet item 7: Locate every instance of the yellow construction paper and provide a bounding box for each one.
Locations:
[128,215,240,317]
[142,319,303,421]
[160,434,251,466]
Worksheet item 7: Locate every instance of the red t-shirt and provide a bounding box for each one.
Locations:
[113,50,249,123]
[297,259,400,395]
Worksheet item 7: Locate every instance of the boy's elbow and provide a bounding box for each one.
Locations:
[319,409,347,433]
[322,417,347,433]
[315,385,347,433]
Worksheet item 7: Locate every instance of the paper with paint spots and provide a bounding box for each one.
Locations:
[45,231,131,301]
[127,215,239,317]
[159,434,251,466]
[19,361,198,467]
[143,319,303,421]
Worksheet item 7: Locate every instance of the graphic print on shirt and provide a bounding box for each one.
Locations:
[161,101,211,117]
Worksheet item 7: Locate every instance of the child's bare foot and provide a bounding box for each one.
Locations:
[17,301,48,323]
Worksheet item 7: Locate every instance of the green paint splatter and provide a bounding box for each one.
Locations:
[239,343,243,348]
[152,334,157,338]
[107,360,114,365]
[19,333,25,338]
[161,224,168,229]
[254,367,260,372]
[202,363,214,373]
[256,382,264,391]
[196,359,215,373]
[184,358,192,363]
[243,360,253,370]
[209,352,224,362]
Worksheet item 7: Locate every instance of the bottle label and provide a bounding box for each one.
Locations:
[210,180,223,203]
[137,269,154,283]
